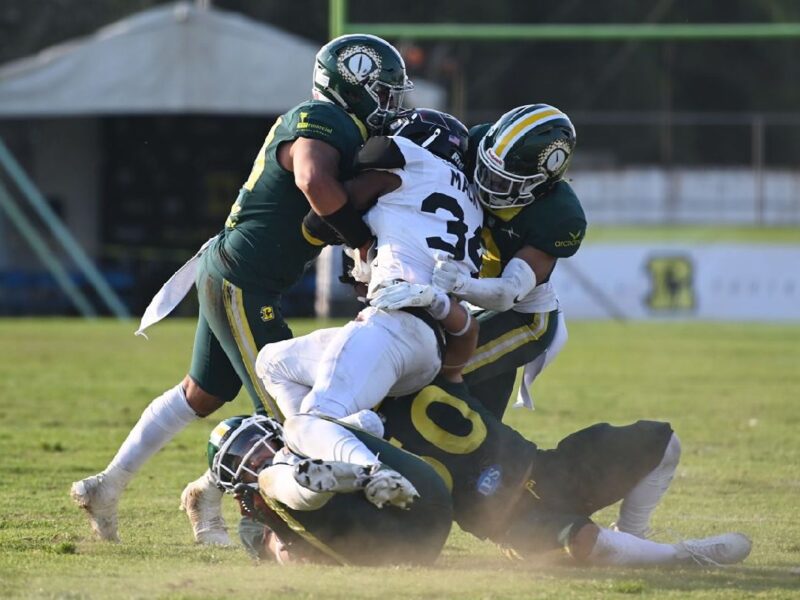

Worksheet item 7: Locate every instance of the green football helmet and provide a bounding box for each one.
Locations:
[475,104,576,209]
[207,415,283,492]
[313,33,414,133]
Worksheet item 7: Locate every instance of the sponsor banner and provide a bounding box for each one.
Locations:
[550,244,800,321]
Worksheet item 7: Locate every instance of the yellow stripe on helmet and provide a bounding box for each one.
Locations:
[494,107,562,158]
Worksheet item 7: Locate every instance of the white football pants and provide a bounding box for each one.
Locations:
[256,306,440,464]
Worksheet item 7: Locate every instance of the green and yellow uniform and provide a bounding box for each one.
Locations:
[463,124,587,418]
[246,425,453,566]
[379,377,674,557]
[191,101,367,415]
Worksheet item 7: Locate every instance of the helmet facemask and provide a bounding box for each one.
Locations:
[363,78,412,132]
[211,416,283,492]
[475,143,547,209]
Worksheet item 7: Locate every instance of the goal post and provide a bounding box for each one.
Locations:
[329,0,800,41]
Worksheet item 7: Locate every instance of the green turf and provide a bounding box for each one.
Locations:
[1,318,798,599]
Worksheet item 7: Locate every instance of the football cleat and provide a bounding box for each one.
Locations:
[292,459,420,509]
[293,459,372,493]
[70,469,130,542]
[673,532,752,566]
[180,470,231,546]
[363,467,420,509]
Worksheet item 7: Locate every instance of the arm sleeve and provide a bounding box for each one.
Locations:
[457,257,537,312]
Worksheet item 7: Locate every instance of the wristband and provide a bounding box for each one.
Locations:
[320,202,373,249]
[302,210,342,246]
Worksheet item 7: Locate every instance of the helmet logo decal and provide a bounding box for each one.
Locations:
[338,45,382,84]
[540,139,571,176]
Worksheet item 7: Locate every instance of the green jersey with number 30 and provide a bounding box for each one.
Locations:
[467,124,587,279]
[208,101,367,292]
[379,376,540,540]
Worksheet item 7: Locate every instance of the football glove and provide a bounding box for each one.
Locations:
[369,281,435,310]
[343,241,376,284]
[432,255,468,293]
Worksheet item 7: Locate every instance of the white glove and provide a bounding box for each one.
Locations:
[432,255,468,294]
[343,242,375,284]
[368,281,435,310]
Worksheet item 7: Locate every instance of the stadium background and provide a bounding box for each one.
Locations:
[1,0,798,320]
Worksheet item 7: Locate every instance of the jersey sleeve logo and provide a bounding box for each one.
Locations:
[337,45,381,84]
[296,111,334,136]
[554,229,584,248]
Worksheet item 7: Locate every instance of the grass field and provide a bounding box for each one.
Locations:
[1,318,799,599]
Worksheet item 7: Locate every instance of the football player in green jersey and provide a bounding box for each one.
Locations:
[204,414,452,566]
[378,376,750,567]
[71,33,413,544]
[434,104,586,419]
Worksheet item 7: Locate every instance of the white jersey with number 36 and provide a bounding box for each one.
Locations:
[364,136,483,297]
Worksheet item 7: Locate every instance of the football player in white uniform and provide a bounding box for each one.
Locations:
[258,109,483,508]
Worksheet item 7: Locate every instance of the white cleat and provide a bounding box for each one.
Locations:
[180,470,231,546]
[673,532,752,566]
[293,459,419,509]
[363,468,420,510]
[293,459,372,494]
[70,471,127,542]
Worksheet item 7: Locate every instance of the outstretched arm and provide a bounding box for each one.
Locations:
[434,245,556,312]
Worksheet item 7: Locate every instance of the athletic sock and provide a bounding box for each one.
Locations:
[284,414,380,466]
[616,433,681,537]
[107,382,199,476]
[588,528,679,566]
[259,464,333,511]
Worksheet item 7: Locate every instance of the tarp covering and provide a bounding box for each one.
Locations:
[0,2,442,116]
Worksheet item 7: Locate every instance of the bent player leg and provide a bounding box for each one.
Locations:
[301,308,440,419]
[256,327,342,418]
[196,262,291,419]
[70,349,220,542]
[293,310,438,459]
[615,432,681,537]
[528,420,676,518]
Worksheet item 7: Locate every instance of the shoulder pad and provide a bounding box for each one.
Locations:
[287,101,365,143]
[354,136,406,171]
